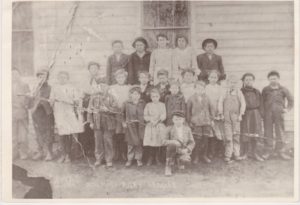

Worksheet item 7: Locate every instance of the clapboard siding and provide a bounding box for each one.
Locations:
[193,1,294,131]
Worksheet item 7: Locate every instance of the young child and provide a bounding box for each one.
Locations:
[30,69,55,161]
[109,69,131,161]
[165,81,186,126]
[122,86,146,167]
[205,70,225,158]
[149,34,173,84]
[138,71,153,103]
[12,67,31,160]
[106,40,129,85]
[197,38,225,82]
[180,69,196,103]
[143,88,167,166]
[154,69,171,103]
[262,70,293,160]
[187,81,214,164]
[88,80,119,167]
[128,37,151,85]
[173,35,199,81]
[163,111,195,176]
[50,71,84,163]
[218,75,246,163]
[240,73,264,161]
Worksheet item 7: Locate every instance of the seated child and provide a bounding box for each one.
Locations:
[240,73,264,161]
[218,75,246,163]
[165,81,186,126]
[180,69,196,103]
[106,40,129,85]
[50,71,84,163]
[154,69,171,103]
[149,34,173,84]
[143,88,167,166]
[163,111,195,176]
[88,80,119,167]
[109,69,130,161]
[138,71,153,103]
[122,86,146,167]
[187,81,214,164]
[197,38,225,82]
[261,70,293,160]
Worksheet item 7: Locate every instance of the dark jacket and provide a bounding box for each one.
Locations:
[127,51,151,85]
[140,83,154,103]
[241,86,264,117]
[196,53,225,81]
[154,83,171,103]
[106,53,129,85]
[165,93,186,125]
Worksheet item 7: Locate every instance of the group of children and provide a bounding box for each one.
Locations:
[12,35,294,177]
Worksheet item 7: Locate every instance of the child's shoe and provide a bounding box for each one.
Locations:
[240,154,248,160]
[125,161,132,167]
[279,152,291,160]
[224,157,233,164]
[203,156,212,164]
[178,164,185,170]
[94,160,101,167]
[233,156,243,161]
[45,153,54,161]
[261,152,271,160]
[106,162,113,168]
[137,160,143,167]
[254,153,264,162]
[57,155,65,163]
[64,155,71,163]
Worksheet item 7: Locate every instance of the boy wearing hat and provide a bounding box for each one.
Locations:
[106,40,129,85]
[262,70,293,160]
[196,38,225,82]
[154,69,171,103]
[163,111,195,176]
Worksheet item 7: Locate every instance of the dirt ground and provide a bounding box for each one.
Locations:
[13,155,294,199]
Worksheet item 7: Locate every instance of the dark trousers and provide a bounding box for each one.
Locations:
[94,129,114,163]
[60,135,72,156]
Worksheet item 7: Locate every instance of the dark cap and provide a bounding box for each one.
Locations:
[172,110,185,118]
[157,69,169,77]
[129,85,142,94]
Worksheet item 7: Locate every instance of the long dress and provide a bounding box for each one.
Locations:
[50,84,84,136]
[143,102,167,147]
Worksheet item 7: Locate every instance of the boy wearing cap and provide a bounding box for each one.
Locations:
[262,70,293,160]
[122,86,146,167]
[196,38,225,82]
[106,40,129,85]
[154,69,171,103]
[163,111,195,176]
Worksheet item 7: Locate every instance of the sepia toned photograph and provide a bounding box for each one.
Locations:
[4,0,298,201]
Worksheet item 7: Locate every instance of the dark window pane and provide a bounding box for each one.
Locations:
[174,1,189,26]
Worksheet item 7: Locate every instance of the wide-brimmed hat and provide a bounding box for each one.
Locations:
[202,38,218,49]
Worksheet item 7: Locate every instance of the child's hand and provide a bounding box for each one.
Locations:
[238,115,243,122]
[211,120,215,127]
[89,123,94,129]
[122,122,127,128]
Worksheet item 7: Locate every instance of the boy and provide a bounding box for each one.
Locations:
[262,70,293,160]
[163,111,195,176]
[154,69,171,103]
[12,67,31,160]
[88,80,119,167]
[187,81,214,164]
[180,69,196,102]
[106,40,129,85]
[218,75,246,163]
[138,71,153,103]
[196,38,225,82]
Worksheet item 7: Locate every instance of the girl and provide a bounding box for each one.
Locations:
[205,70,225,159]
[165,81,186,126]
[128,37,151,85]
[240,73,264,161]
[149,34,173,84]
[109,69,131,161]
[50,71,84,163]
[180,69,196,103]
[143,88,167,166]
[122,86,146,167]
[173,35,199,82]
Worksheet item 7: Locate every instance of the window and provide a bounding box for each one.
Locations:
[142,1,190,50]
[12,2,34,76]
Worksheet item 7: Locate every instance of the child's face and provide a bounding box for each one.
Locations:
[151,93,160,103]
[177,38,187,49]
[195,84,205,95]
[89,65,99,76]
[208,73,218,84]
[115,74,126,85]
[112,42,123,54]
[173,116,185,126]
[268,75,279,86]
[135,41,146,53]
[157,36,168,48]
[204,43,216,54]
[58,73,69,85]
[12,70,20,82]
[228,79,238,89]
[130,91,141,102]
[244,76,254,87]
[183,72,194,83]
[170,84,179,95]
[158,74,168,84]
[139,73,149,85]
